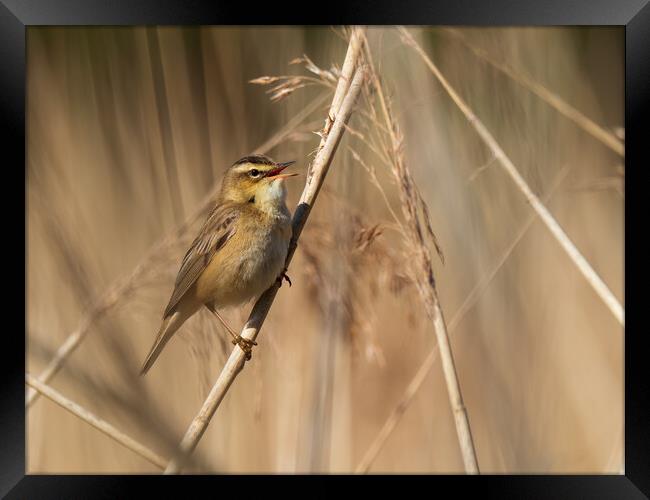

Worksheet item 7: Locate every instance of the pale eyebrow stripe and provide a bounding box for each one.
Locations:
[232,163,255,173]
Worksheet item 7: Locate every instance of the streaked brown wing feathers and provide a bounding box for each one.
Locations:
[162,202,239,318]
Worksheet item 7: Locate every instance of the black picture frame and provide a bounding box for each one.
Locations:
[3,1,647,497]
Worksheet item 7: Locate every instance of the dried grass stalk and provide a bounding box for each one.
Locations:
[26,374,167,469]
[361,33,479,474]
[322,28,366,139]
[163,47,367,474]
[250,57,337,102]
[441,28,624,157]
[399,27,624,327]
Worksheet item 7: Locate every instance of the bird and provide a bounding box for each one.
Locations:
[140,154,298,375]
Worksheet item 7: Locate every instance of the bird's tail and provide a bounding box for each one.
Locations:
[140,310,188,376]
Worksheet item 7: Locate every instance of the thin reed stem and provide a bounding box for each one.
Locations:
[164,36,367,474]
[356,164,571,472]
[348,146,404,230]
[399,27,624,327]
[26,374,167,470]
[441,28,624,157]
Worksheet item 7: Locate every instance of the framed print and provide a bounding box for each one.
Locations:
[3,0,648,497]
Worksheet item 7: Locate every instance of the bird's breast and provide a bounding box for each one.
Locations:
[200,212,291,306]
[239,222,290,284]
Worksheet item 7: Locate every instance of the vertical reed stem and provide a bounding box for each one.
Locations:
[356,164,571,472]
[362,32,480,474]
[164,43,366,474]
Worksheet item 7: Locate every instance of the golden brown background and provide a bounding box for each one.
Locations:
[26,26,623,473]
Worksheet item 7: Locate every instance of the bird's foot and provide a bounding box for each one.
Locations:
[276,269,292,287]
[232,336,257,361]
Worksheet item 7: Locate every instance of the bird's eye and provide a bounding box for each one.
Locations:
[249,169,260,178]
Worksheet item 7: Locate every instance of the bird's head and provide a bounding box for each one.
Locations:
[220,154,299,206]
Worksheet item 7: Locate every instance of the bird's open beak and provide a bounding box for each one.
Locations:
[266,160,299,180]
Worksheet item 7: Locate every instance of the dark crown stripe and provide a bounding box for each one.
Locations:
[232,154,275,166]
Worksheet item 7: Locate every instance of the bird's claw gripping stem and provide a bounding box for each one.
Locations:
[232,336,257,361]
[277,269,292,287]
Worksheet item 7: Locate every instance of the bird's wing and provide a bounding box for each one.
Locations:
[162,201,240,318]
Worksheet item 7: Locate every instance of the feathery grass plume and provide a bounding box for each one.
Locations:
[250,55,337,102]
[351,30,479,474]
[302,180,413,351]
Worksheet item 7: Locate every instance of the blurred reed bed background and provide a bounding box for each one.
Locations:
[26,26,623,473]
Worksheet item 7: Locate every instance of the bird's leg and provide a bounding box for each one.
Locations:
[276,268,292,287]
[204,303,257,360]
[205,304,237,339]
